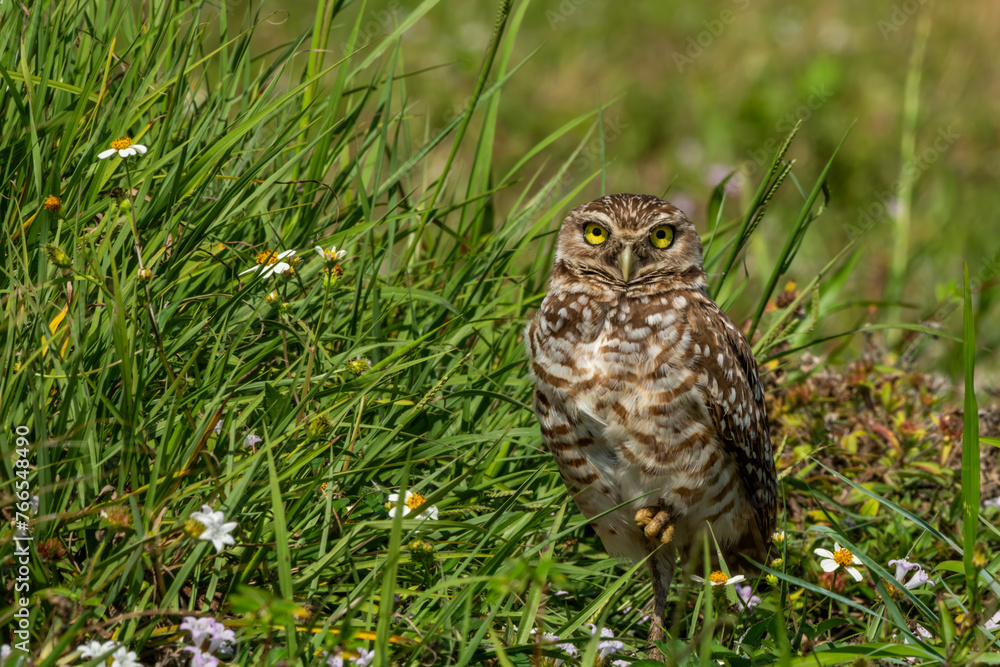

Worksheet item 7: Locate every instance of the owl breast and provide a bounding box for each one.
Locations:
[526,286,763,564]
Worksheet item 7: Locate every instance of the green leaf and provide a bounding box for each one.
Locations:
[962,262,981,609]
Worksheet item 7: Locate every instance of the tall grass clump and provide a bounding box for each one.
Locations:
[1,1,995,666]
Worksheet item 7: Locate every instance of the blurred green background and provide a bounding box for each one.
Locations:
[246,0,998,379]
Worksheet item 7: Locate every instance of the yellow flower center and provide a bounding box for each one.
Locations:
[43,195,61,211]
[406,492,426,511]
[255,250,279,265]
[709,571,729,585]
[184,518,206,537]
[111,137,133,150]
[833,548,854,566]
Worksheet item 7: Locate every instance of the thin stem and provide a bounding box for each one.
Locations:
[124,159,195,429]
[828,570,837,639]
[299,269,334,423]
[123,162,146,271]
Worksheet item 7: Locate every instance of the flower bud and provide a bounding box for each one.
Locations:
[346,356,373,376]
[43,243,72,268]
[308,414,331,439]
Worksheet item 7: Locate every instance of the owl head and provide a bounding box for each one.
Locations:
[552,193,707,292]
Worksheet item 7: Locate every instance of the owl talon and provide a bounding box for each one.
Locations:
[635,506,674,543]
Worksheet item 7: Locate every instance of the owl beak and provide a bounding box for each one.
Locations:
[618,245,634,282]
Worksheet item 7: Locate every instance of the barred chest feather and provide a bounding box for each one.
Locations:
[526,285,765,563]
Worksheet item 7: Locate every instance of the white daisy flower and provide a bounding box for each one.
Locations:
[691,570,746,587]
[240,249,296,278]
[815,542,864,582]
[315,245,347,263]
[98,136,148,160]
[385,490,438,521]
[190,505,238,552]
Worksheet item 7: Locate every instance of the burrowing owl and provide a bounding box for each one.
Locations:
[525,193,776,649]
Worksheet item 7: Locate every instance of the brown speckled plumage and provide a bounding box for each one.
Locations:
[525,193,777,650]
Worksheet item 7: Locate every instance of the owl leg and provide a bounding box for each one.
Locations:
[635,506,675,545]
[646,546,674,661]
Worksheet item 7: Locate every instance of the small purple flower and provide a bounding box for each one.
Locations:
[541,632,578,659]
[180,616,234,653]
[735,583,762,611]
[984,497,1000,508]
[1,643,32,666]
[903,568,934,590]
[78,640,118,660]
[325,649,374,667]
[212,420,223,434]
[621,604,650,624]
[985,610,1000,631]
[888,558,920,579]
[886,196,902,220]
[888,558,934,590]
[668,192,697,219]
[893,623,933,645]
[180,617,219,648]
[243,433,262,450]
[586,624,624,661]
[108,645,143,667]
[704,164,742,197]
[183,647,220,667]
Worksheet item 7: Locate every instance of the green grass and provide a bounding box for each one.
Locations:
[1,1,997,666]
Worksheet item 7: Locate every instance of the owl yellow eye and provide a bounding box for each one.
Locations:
[649,225,674,249]
[583,222,609,245]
